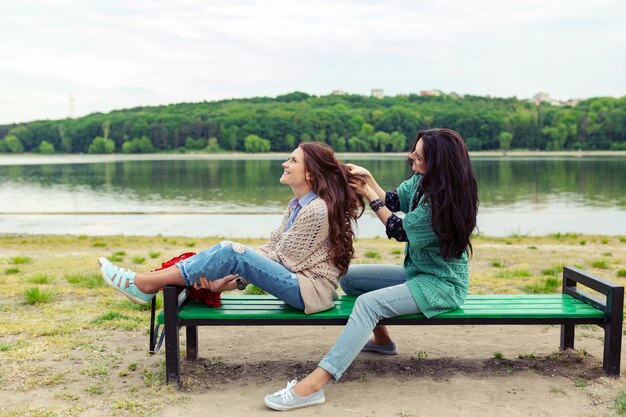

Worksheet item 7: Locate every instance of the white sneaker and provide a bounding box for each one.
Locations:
[264,380,325,411]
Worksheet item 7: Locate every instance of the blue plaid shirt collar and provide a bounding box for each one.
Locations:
[285,191,318,230]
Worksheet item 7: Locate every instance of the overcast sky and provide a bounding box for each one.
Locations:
[1,0,624,125]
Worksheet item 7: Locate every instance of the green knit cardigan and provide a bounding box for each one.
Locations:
[396,174,469,318]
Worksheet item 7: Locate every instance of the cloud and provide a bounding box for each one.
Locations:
[0,0,624,124]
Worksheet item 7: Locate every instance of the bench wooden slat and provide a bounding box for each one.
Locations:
[158,294,604,323]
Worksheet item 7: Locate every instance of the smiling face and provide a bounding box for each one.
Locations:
[409,138,426,174]
[279,147,311,193]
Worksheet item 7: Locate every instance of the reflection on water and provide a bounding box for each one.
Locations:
[0,156,625,236]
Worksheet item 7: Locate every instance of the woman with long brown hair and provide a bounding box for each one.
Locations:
[99,142,364,315]
[265,128,479,410]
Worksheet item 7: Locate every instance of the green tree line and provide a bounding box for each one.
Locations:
[0,92,624,154]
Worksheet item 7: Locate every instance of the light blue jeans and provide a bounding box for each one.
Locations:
[318,264,421,380]
[176,240,305,310]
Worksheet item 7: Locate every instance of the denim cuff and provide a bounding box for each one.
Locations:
[175,260,193,286]
[318,359,342,381]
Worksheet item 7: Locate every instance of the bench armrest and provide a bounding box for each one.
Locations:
[563,266,624,317]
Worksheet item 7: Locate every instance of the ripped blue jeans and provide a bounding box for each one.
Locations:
[176,240,305,310]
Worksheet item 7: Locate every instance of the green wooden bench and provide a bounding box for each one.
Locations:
[149,266,623,387]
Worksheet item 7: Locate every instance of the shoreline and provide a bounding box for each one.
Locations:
[0,150,625,165]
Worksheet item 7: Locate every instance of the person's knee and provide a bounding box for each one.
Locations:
[353,293,381,320]
[339,276,354,294]
[340,275,364,295]
[218,240,246,254]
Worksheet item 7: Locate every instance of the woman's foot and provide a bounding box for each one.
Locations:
[361,338,398,355]
[264,380,325,411]
[99,258,155,304]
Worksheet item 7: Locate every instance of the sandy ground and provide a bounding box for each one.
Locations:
[166,325,622,417]
[3,324,621,417]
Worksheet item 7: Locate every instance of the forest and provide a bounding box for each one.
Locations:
[0,92,624,154]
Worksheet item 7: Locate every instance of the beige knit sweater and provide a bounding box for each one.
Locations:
[256,198,340,314]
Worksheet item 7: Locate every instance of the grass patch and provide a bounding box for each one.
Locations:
[591,260,610,269]
[65,273,106,288]
[390,248,402,255]
[496,268,532,279]
[541,266,561,276]
[551,232,580,240]
[602,252,613,257]
[132,256,145,264]
[574,378,588,388]
[185,242,196,247]
[27,274,51,284]
[493,351,504,360]
[617,269,626,278]
[414,350,428,360]
[523,277,560,293]
[244,285,267,295]
[6,267,20,274]
[491,260,505,268]
[54,392,81,401]
[142,365,165,387]
[110,251,125,262]
[364,250,381,259]
[615,391,626,415]
[549,387,567,395]
[85,382,105,395]
[149,251,161,259]
[93,241,107,247]
[23,287,56,304]
[10,256,32,264]
[112,397,156,415]
[527,246,538,250]
[90,312,143,330]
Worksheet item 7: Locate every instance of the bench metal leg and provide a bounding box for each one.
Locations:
[603,323,622,376]
[603,286,623,376]
[186,326,198,360]
[560,323,575,350]
[164,287,181,386]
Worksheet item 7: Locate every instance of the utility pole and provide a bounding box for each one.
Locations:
[69,93,75,118]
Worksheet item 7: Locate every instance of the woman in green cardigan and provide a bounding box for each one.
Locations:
[265,128,479,411]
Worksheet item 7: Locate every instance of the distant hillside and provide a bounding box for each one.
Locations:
[1,92,624,154]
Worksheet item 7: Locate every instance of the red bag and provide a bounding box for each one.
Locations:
[151,252,221,307]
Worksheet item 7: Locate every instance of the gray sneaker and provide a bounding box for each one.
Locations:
[264,380,325,411]
[361,339,398,355]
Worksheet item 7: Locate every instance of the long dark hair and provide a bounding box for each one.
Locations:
[299,142,365,274]
[411,129,479,260]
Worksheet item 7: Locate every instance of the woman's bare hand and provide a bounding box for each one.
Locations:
[193,274,240,292]
[350,181,374,198]
[346,163,372,179]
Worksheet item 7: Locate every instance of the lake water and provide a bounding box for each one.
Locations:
[0,154,624,238]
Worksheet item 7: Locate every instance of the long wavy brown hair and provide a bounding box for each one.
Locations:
[410,129,479,260]
[299,142,365,275]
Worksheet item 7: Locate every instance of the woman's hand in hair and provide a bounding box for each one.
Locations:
[350,181,378,201]
[345,163,372,180]
[347,163,385,202]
